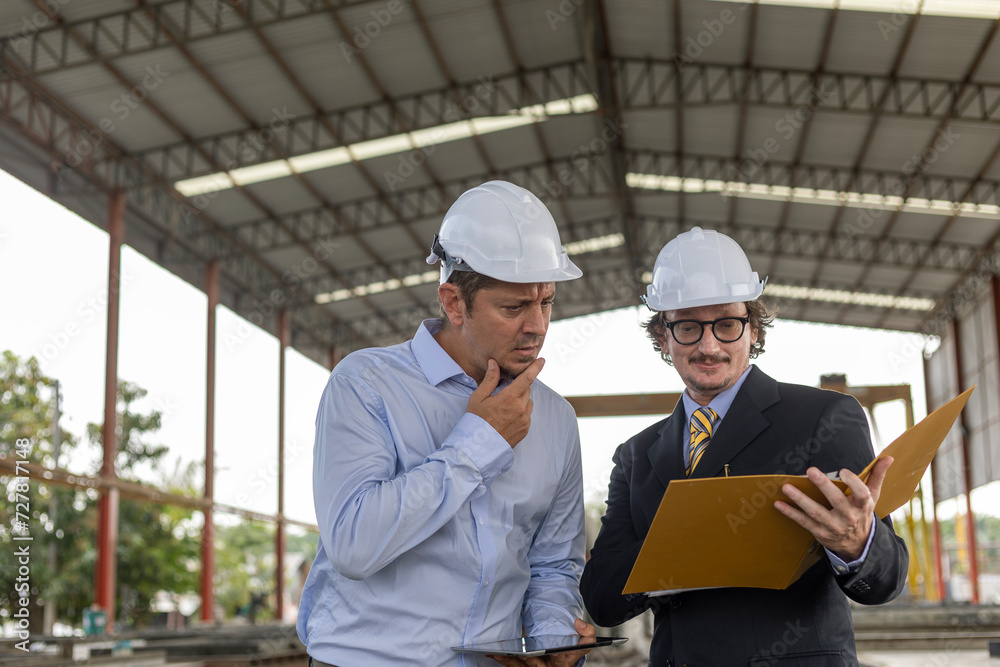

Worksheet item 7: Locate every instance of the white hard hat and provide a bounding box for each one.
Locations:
[642,226,766,311]
[426,180,582,284]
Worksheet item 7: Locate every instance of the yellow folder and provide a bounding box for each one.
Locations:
[622,386,975,595]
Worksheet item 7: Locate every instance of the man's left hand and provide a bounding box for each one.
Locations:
[487,619,597,667]
[774,456,894,561]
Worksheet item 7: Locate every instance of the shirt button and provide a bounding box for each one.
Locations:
[485,580,490,587]
[478,518,484,525]
[836,566,847,574]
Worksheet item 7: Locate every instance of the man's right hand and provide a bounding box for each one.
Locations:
[467,358,544,448]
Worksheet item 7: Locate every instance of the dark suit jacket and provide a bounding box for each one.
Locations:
[581,366,908,667]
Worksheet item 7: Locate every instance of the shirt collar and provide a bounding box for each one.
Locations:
[682,364,754,423]
[412,318,472,387]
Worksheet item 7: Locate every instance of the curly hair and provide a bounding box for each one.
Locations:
[643,299,776,365]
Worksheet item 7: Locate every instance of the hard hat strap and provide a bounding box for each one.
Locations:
[427,234,474,274]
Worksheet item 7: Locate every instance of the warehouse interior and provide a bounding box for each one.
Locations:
[2,0,1000,664]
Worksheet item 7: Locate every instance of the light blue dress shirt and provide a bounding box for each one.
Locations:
[681,365,875,572]
[296,319,586,667]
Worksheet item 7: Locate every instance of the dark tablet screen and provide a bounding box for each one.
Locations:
[452,635,627,657]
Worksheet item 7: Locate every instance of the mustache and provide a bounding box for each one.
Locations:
[513,335,544,348]
[690,353,729,364]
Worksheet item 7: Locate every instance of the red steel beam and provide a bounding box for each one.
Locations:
[201,259,219,623]
[96,188,124,625]
[0,457,317,531]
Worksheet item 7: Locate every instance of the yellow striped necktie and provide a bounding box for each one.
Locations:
[686,407,719,476]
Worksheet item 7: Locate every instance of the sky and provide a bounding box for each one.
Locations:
[0,166,990,536]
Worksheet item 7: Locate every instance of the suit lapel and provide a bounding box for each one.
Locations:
[647,395,687,489]
[690,366,781,479]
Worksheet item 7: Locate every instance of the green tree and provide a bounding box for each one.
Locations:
[84,381,199,629]
[215,520,276,622]
[1,352,199,630]
[0,351,80,633]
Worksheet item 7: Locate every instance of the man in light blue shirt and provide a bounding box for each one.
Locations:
[297,181,596,667]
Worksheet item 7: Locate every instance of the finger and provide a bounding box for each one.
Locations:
[774,497,816,528]
[803,467,860,514]
[862,456,893,506]
[575,618,597,640]
[507,357,545,394]
[472,359,501,399]
[779,480,832,527]
[837,467,875,510]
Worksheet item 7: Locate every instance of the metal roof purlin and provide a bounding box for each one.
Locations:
[672,0,687,241]
[409,0,501,181]
[489,0,604,313]
[188,0,438,328]
[111,1,412,340]
[844,15,1000,327]
[124,61,1000,186]
[762,4,838,280]
[0,0,358,78]
[3,2,376,354]
[877,139,1000,330]
[724,0,761,239]
[792,4,923,322]
[585,0,641,290]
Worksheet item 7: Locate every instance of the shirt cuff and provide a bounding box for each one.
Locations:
[824,512,877,575]
[449,412,514,487]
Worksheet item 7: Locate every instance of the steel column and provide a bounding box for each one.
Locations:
[924,354,947,602]
[201,259,219,623]
[951,317,980,603]
[96,188,124,625]
[328,345,342,371]
[276,308,290,621]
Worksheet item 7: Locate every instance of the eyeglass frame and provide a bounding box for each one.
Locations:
[661,316,751,345]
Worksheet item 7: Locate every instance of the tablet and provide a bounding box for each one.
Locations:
[451,635,628,657]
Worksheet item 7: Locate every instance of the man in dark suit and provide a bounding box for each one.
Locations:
[581,227,908,666]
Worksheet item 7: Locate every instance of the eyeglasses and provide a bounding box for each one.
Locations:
[663,316,750,345]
